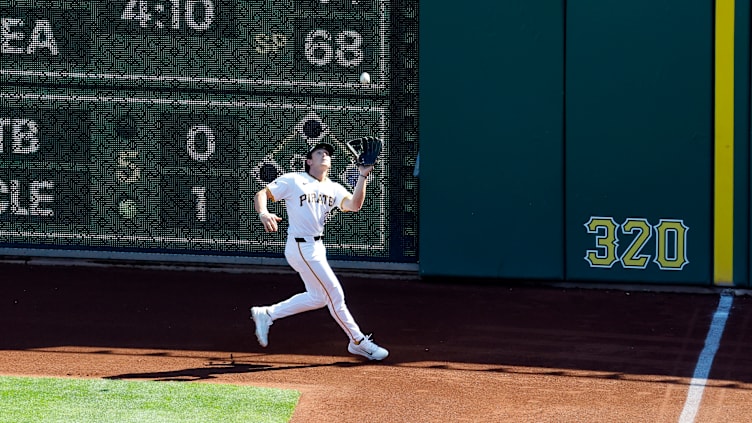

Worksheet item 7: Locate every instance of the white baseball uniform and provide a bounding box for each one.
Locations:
[262,171,366,344]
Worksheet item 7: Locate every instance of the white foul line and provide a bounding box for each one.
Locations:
[678,291,734,423]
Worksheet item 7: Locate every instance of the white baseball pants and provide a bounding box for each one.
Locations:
[265,236,365,344]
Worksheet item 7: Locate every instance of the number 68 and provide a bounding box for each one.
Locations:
[304,29,363,67]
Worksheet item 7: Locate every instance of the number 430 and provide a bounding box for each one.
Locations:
[584,217,689,270]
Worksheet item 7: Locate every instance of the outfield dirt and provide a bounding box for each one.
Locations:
[1,261,752,422]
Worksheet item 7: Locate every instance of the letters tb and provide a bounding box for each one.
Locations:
[0,118,40,154]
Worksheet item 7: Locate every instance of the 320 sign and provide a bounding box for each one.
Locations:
[584,216,689,271]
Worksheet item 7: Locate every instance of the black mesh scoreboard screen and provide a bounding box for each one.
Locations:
[0,0,418,263]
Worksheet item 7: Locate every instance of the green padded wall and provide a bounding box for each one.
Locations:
[740,0,752,286]
[419,1,564,278]
[565,0,713,284]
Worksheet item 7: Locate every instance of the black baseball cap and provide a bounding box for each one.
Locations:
[306,142,335,158]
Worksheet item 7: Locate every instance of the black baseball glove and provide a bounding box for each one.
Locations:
[346,136,383,167]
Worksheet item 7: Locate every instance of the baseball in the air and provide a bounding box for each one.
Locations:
[359,72,371,84]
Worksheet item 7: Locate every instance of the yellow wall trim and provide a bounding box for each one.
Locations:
[714,0,735,285]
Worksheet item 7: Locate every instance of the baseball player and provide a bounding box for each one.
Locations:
[250,141,388,360]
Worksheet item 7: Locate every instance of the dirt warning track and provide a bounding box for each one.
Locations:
[1,262,751,422]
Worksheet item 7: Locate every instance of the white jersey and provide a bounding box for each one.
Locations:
[266,172,352,237]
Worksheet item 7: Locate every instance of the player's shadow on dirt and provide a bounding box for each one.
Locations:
[3,263,752,383]
[105,361,360,382]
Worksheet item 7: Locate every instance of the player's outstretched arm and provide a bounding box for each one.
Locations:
[342,165,373,212]
[254,187,282,232]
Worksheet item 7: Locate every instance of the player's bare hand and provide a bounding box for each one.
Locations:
[259,213,282,232]
[358,164,374,177]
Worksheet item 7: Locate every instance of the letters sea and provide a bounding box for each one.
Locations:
[1,18,59,56]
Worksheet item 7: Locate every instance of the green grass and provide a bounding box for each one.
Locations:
[0,376,299,423]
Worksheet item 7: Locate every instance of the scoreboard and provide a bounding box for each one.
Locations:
[0,0,419,264]
[2,0,389,93]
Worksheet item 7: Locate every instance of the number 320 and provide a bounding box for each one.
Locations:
[584,216,689,270]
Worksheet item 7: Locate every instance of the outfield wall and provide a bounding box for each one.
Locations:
[419,0,751,287]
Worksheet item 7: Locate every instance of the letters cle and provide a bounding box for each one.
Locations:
[0,118,54,216]
[0,179,54,217]
[0,17,59,55]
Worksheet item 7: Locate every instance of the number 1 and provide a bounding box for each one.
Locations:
[170,0,180,29]
[192,186,207,222]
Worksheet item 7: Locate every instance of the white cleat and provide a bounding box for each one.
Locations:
[250,307,272,347]
[348,334,389,361]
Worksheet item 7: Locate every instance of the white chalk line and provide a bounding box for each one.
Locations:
[678,291,734,422]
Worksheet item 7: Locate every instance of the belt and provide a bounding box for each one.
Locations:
[295,236,323,242]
